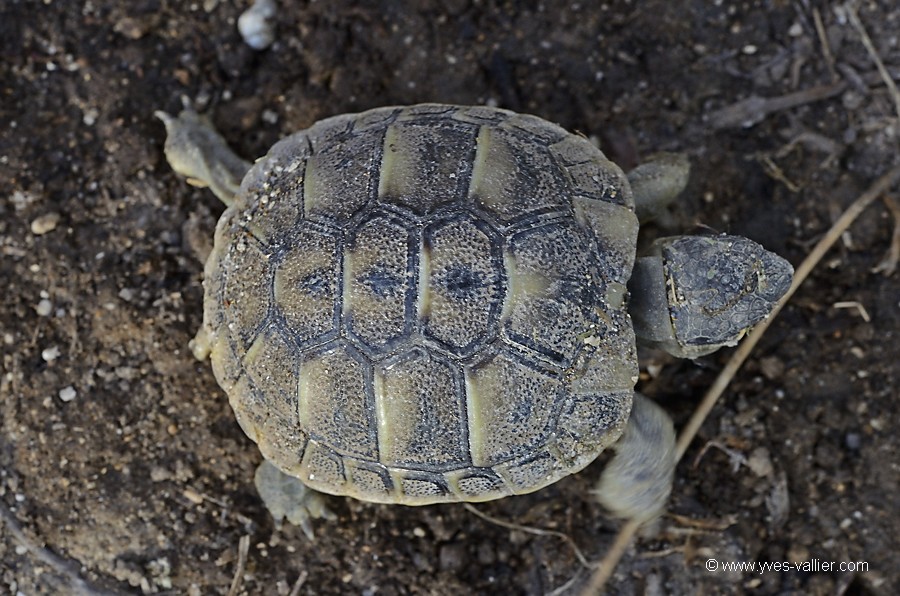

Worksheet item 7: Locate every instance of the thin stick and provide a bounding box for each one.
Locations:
[0,499,115,596]
[464,503,595,569]
[288,570,309,596]
[582,163,900,595]
[872,194,900,274]
[812,8,838,82]
[845,2,900,122]
[579,518,641,594]
[227,535,251,596]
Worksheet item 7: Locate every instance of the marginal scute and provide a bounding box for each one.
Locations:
[450,105,509,126]
[399,475,446,499]
[346,462,393,499]
[257,428,306,477]
[452,471,506,499]
[350,107,401,132]
[243,326,300,406]
[498,451,559,493]
[228,375,263,443]
[235,133,308,243]
[302,441,346,488]
[572,198,639,285]
[567,329,638,395]
[550,136,633,207]
[554,391,631,467]
[207,331,239,390]
[235,130,309,211]
[221,237,271,350]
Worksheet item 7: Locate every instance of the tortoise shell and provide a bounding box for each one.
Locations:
[202,104,641,505]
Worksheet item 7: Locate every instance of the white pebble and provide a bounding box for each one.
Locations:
[30,212,60,235]
[36,299,53,316]
[59,385,77,402]
[238,0,277,50]
[41,346,61,362]
[261,109,279,124]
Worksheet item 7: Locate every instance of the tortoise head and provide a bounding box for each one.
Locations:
[627,234,793,359]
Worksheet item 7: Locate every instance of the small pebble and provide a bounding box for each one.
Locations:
[261,109,279,125]
[41,346,61,362]
[759,356,784,380]
[238,0,277,50]
[58,385,77,402]
[747,447,774,477]
[30,212,60,235]
[36,299,53,316]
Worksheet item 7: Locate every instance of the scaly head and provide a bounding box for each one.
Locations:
[628,234,793,358]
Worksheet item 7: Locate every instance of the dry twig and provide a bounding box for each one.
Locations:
[812,8,838,82]
[708,81,845,129]
[0,499,114,596]
[844,2,900,122]
[288,570,309,596]
[464,503,595,570]
[227,535,251,596]
[872,194,900,275]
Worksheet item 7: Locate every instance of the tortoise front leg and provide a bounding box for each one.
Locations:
[155,107,251,206]
[595,393,676,523]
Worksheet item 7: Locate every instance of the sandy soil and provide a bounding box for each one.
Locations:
[2,1,898,594]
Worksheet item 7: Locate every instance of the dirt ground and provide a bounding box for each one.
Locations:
[2,0,899,594]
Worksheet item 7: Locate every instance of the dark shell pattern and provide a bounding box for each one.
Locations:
[203,104,641,504]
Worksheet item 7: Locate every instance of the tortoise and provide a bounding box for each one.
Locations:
[156,104,793,537]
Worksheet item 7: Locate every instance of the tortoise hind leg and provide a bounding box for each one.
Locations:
[595,393,676,523]
[254,460,337,540]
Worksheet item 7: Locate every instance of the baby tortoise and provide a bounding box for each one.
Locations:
[156,104,793,537]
